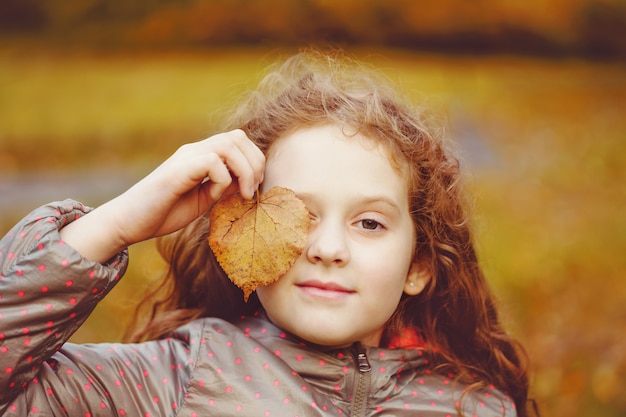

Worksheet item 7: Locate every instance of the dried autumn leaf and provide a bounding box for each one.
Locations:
[208,186,310,301]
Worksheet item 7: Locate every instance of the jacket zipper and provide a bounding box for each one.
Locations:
[350,343,372,417]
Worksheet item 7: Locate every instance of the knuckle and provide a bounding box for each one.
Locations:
[176,142,194,153]
[219,139,238,154]
[205,152,221,164]
[231,128,247,139]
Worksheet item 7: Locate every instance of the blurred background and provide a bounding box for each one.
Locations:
[1,1,625,416]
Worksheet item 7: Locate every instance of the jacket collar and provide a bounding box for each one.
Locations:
[232,311,432,380]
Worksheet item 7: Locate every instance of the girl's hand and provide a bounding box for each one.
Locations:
[60,130,265,263]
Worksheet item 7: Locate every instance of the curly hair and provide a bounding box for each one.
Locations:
[127,49,531,416]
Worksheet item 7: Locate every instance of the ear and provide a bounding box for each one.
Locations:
[404,262,431,296]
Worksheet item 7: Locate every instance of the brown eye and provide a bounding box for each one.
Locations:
[360,219,381,230]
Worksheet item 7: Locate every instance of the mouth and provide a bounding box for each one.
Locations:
[296,280,355,299]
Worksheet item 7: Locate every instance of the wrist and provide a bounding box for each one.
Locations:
[59,204,128,263]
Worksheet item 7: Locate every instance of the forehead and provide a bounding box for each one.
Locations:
[263,124,410,200]
[267,124,409,175]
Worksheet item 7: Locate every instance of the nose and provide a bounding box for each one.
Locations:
[305,217,350,266]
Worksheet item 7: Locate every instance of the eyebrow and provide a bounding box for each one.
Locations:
[296,192,403,215]
[357,195,403,214]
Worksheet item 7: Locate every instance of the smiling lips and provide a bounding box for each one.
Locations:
[296,280,355,299]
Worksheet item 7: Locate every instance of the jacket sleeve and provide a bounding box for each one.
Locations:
[0,200,196,416]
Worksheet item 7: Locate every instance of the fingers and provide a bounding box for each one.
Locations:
[210,129,265,200]
[176,129,265,201]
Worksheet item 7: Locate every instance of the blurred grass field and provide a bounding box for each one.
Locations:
[1,47,625,417]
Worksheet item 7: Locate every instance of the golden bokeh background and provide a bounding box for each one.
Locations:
[1,2,625,416]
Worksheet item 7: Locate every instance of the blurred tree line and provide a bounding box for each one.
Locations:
[1,0,625,60]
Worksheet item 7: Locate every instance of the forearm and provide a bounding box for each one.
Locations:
[59,199,129,264]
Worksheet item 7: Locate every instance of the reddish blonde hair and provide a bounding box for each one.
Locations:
[129,49,531,415]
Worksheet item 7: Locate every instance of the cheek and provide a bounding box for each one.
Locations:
[361,260,408,297]
[362,253,413,297]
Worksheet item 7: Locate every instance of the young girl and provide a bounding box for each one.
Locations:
[0,50,532,416]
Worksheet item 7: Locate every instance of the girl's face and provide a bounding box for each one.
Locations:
[257,124,429,348]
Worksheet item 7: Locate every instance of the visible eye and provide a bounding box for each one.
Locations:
[359,219,382,231]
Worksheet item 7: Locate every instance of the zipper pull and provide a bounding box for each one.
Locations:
[350,343,372,417]
[354,343,371,373]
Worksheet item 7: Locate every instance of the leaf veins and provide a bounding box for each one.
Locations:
[208,186,310,301]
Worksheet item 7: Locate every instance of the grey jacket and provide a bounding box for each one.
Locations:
[0,200,516,416]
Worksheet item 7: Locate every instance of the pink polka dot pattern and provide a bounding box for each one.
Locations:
[0,200,517,416]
